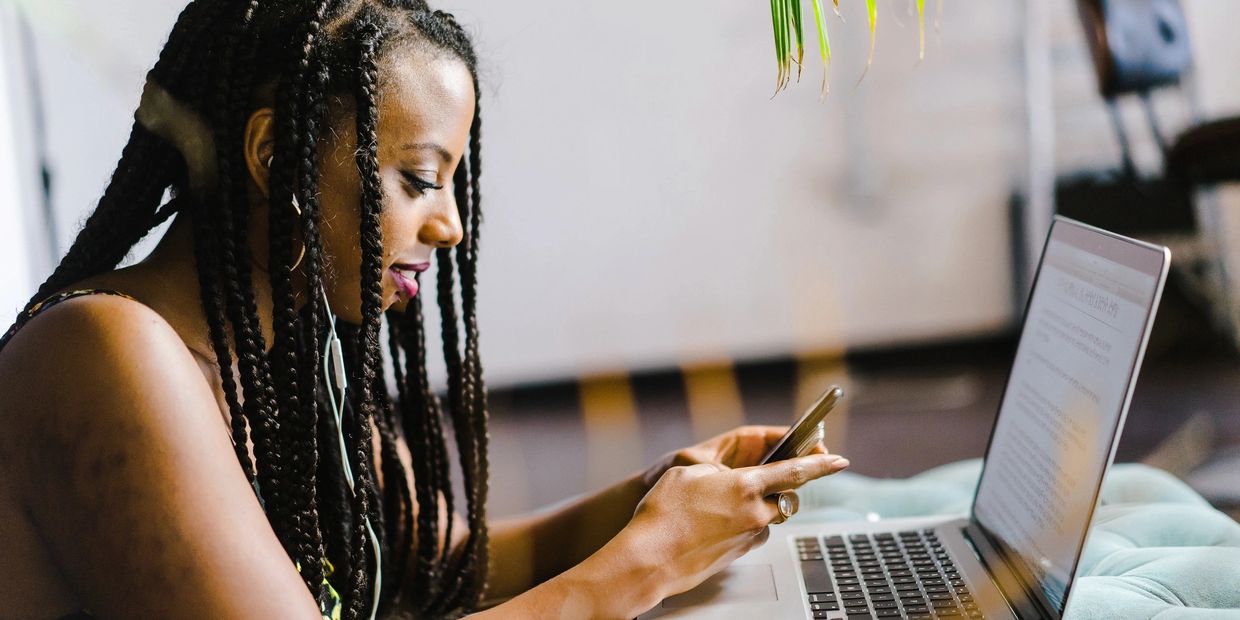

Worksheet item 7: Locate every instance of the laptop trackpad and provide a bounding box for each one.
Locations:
[661,564,778,608]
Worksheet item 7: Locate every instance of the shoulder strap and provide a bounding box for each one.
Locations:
[1,289,136,351]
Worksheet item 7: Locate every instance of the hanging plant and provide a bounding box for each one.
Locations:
[771,0,943,97]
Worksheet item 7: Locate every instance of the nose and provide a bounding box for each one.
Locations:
[419,194,464,249]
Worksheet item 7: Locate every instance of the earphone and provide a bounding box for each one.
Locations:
[266,153,381,617]
[321,284,383,620]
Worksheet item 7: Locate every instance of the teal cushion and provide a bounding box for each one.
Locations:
[798,460,1240,618]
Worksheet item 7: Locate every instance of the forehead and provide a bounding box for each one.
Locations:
[376,46,476,155]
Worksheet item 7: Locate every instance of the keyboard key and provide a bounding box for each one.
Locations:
[808,593,837,603]
[812,612,830,619]
[876,610,902,618]
[873,600,899,610]
[810,601,839,610]
[841,592,866,601]
[800,560,834,595]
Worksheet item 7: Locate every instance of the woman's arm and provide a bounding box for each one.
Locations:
[485,471,650,600]
[477,453,849,619]
[483,426,832,602]
[0,296,321,619]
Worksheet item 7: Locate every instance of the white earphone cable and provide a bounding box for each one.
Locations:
[320,285,382,620]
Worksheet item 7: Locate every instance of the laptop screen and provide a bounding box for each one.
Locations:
[971,219,1167,614]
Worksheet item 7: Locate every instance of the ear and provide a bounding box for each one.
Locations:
[243,107,277,198]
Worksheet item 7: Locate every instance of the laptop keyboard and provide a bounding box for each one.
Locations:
[796,530,984,619]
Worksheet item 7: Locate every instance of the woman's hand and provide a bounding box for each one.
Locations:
[641,425,832,487]
[473,428,848,619]
[622,450,849,606]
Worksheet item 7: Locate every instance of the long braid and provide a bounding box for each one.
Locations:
[291,0,335,598]
[372,352,412,608]
[381,315,416,603]
[393,297,449,613]
[267,0,334,593]
[455,112,489,611]
[204,0,294,559]
[346,16,386,617]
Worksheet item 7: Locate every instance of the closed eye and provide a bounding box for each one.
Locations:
[401,170,444,195]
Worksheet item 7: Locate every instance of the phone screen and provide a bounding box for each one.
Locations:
[761,386,842,464]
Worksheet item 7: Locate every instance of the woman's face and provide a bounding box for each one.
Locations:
[315,46,476,323]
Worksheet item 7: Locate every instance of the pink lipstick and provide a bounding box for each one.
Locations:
[390,263,427,298]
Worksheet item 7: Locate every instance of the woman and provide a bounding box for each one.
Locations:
[0,1,849,618]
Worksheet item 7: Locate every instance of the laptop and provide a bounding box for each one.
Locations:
[639,217,1170,620]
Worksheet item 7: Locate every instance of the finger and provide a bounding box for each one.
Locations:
[765,490,800,525]
[743,454,849,495]
[726,426,793,468]
[750,525,772,549]
[753,425,792,447]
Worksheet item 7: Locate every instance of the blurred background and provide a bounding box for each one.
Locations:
[1,0,1238,519]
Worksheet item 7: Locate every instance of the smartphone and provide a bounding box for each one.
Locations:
[760,385,843,464]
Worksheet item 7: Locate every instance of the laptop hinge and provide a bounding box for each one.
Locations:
[962,522,1056,620]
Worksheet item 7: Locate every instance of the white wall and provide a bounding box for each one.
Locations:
[19,0,1236,387]
[0,4,38,320]
[436,0,1025,384]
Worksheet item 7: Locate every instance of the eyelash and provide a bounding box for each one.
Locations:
[401,171,444,195]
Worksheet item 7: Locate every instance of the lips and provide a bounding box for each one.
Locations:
[390,262,430,299]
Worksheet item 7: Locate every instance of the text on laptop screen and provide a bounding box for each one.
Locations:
[972,223,1162,613]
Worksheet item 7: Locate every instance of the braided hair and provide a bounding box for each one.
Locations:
[17,1,488,617]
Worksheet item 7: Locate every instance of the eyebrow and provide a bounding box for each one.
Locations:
[401,142,453,163]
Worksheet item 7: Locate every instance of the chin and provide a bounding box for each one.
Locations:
[387,296,412,315]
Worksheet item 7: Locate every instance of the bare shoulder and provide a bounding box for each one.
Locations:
[0,293,321,618]
[0,293,205,453]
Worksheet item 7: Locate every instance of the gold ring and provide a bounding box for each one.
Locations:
[776,491,799,523]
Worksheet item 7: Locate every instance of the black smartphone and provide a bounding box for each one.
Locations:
[760,386,843,464]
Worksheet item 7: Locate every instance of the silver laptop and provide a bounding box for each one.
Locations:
[640,217,1170,620]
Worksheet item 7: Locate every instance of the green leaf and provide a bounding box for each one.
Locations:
[917,0,926,59]
[857,0,877,85]
[771,0,783,91]
[812,0,831,97]
[791,0,805,82]
[777,0,790,90]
